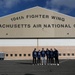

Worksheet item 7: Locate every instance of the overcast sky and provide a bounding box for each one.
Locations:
[0,0,75,17]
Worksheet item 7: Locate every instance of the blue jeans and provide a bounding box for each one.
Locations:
[41,57,46,65]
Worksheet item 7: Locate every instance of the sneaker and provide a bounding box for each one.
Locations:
[32,64,34,65]
[37,64,39,65]
[57,64,59,66]
[47,64,49,65]
[51,64,52,65]
[54,64,56,65]
[49,63,50,65]
[40,64,41,65]
[42,64,43,65]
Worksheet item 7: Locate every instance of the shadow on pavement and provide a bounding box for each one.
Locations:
[18,62,33,65]
[24,73,35,75]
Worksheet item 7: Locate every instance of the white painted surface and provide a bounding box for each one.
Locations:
[0,39,37,46]
[0,39,75,46]
[39,39,75,46]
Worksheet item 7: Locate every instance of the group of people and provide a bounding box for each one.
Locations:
[32,48,59,66]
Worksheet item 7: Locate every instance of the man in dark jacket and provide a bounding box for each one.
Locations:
[50,48,54,65]
[32,48,37,65]
[46,48,50,65]
[54,48,59,66]
[37,50,41,65]
[41,48,46,65]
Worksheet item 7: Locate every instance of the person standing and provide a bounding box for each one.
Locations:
[54,48,59,66]
[37,50,41,65]
[49,49,51,65]
[50,48,54,65]
[46,48,50,65]
[41,48,46,65]
[32,48,37,65]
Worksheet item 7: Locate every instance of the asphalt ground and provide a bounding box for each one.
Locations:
[0,59,75,75]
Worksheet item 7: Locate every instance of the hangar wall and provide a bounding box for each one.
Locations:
[0,46,75,60]
[0,39,75,60]
[0,7,75,60]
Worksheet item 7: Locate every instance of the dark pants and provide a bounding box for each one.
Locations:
[33,57,36,65]
[37,58,41,64]
[0,58,4,60]
[55,57,59,64]
[51,57,54,64]
[47,57,50,64]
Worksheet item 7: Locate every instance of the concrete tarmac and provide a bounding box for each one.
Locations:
[0,59,75,75]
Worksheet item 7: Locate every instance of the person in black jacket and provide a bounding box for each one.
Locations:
[41,48,46,65]
[54,48,59,66]
[37,50,41,65]
[49,49,51,65]
[32,48,37,65]
[50,48,54,65]
[46,48,50,65]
